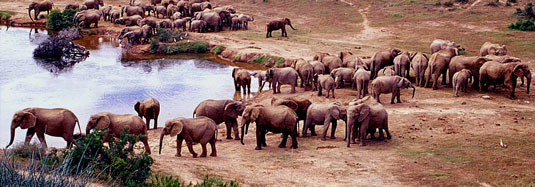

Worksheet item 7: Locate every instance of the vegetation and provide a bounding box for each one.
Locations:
[150,41,209,54]
[233,56,241,62]
[156,28,188,43]
[6,142,45,159]
[150,175,239,187]
[508,19,535,31]
[211,45,225,55]
[33,28,89,64]
[251,55,286,67]
[0,10,14,20]
[46,9,79,30]
[509,3,535,31]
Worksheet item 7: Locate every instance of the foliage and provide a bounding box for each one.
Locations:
[0,10,15,20]
[211,45,225,55]
[508,19,535,31]
[46,9,79,30]
[150,39,160,54]
[150,175,187,187]
[456,45,467,55]
[156,28,188,43]
[514,3,534,21]
[233,56,241,62]
[151,41,209,54]
[150,175,239,187]
[33,28,89,64]
[251,55,286,67]
[7,142,45,159]
[392,13,402,18]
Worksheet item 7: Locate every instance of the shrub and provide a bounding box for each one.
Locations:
[7,142,45,159]
[456,45,467,55]
[46,9,79,30]
[156,28,188,43]
[33,28,88,64]
[0,10,14,20]
[443,1,454,7]
[233,56,241,62]
[435,1,442,6]
[392,13,402,18]
[508,19,535,31]
[150,39,160,54]
[150,175,239,187]
[211,45,224,55]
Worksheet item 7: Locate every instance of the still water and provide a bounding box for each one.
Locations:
[0,26,261,148]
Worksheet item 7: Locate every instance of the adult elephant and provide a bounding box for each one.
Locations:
[292,58,314,88]
[83,0,104,10]
[64,3,80,11]
[109,10,120,23]
[232,68,251,94]
[189,20,206,32]
[6,108,81,150]
[86,112,151,154]
[313,52,342,73]
[252,71,271,92]
[266,67,299,94]
[393,52,413,78]
[240,105,298,150]
[425,47,458,89]
[266,18,296,38]
[188,3,203,17]
[134,97,160,129]
[271,97,312,136]
[303,102,347,141]
[100,6,112,21]
[448,56,490,89]
[370,48,401,79]
[151,0,162,6]
[173,17,191,31]
[167,4,178,18]
[122,6,144,17]
[347,96,389,147]
[480,42,507,56]
[138,17,157,33]
[483,55,521,63]
[28,0,53,21]
[309,60,326,75]
[121,29,142,44]
[195,10,222,32]
[158,19,173,29]
[154,5,167,18]
[330,67,355,88]
[74,10,101,28]
[479,61,531,98]
[430,39,456,54]
[340,51,359,68]
[118,26,140,38]
[370,75,415,104]
[237,14,254,30]
[159,117,218,157]
[193,99,245,140]
[353,66,371,98]
[410,52,429,87]
[115,15,142,26]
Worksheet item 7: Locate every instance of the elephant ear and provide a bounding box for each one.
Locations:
[329,106,341,120]
[170,120,184,137]
[250,108,260,122]
[20,112,37,129]
[96,115,111,129]
[397,78,404,88]
[279,100,298,111]
[224,102,240,119]
[513,64,528,77]
[134,101,141,114]
[357,104,370,123]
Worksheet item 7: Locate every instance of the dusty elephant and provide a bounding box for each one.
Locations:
[266,67,299,94]
[64,3,80,11]
[74,10,101,28]
[347,96,390,147]
[121,29,143,44]
[86,112,151,154]
[118,26,140,38]
[330,67,355,88]
[480,42,507,56]
[292,58,314,88]
[195,10,222,32]
[370,48,401,79]
[425,47,458,89]
[6,108,81,150]
[271,97,312,136]
[189,19,206,32]
[159,117,218,157]
[266,18,296,38]
[237,14,254,30]
[83,0,104,10]
[483,55,521,64]
[28,0,53,21]
[252,71,271,92]
[100,5,112,21]
[410,52,429,87]
[340,51,359,68]
[314,52,343,73]
[479,61,531,98]
[313,74,335,98]
[430,39,456,54]
[353,66,371,98]
[193,99,245,140]
[109,10,120,23]
[452,69,472,97]
[381,66,395,77]
[158,19,173,29]
[448,56,489,90]
[134,97,160,129]
[393,52,414,78]
[303,102,347,141]
[240,105,298,150]
[232,68,251,94]
[370,75,415,104]
[122,6,144,17]
[154,5,167,18]
[173,17,191,31]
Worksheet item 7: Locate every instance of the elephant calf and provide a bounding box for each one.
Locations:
[370,75,415,104]
[452,69,472,97]
[159,117,218,157]
[134,97,160,129]
[480,42,507,56]
[252,71,271,92]
[314,74,335,98]
[353,67,371,99]
[304,103,347,141]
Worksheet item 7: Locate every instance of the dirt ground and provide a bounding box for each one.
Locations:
[2,0,535,186]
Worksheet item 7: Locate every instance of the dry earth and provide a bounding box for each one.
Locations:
[2,0,535,186]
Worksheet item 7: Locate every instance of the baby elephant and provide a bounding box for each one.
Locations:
[452,69,472,97]
[314,73,335,98]
[353,66,371,98]
[370,76,415,104]
[134,97,160,129]
[159,117,218,158]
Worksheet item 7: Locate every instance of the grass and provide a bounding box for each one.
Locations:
[250,55,285,67]
[0,10,15,19]
[210,45,225,55]
[150,175,239,187]
[151,41,209,54]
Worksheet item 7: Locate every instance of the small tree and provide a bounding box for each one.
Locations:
[46,9,79,30]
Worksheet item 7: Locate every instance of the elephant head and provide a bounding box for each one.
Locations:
[86,113,111,135]
[273,99,299,111]
[330,103,347,122]
[134,101,142,117]
[224,101,246,119]
[28,2,38,21]
[346,104,371,147]
[240,106,262,145]
[159,118,185,154]
[490,45,507,56]
[6,110,37,148]
[313,52,329,62]
[397,77,416,98]
[511,63,531,94]
[283,18,296,30]
[389,48,401,59]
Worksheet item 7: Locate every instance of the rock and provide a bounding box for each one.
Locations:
[354,46,361,49]
[482,95,491,99]
[461,101,467,105]
[496,123,501,126]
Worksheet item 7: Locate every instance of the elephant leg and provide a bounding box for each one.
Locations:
[350,124,357,144]
[232,120,240,140]
[432,72,439,90]
[176,136,183,157]
[330,120,337,139]
[255,127,263,150]
[200,142,207,157]
[396,88,402,103]
[247,80,251,94]
[209,137,217,157]
[390,92,396,104]
[310,125,318,136]
[184,137,197,158]
[321,117,331,141]
[384,119,391,139]
[145,118,150,129]
[279,132,288,148]
[302,120,309,137]
[291,84,296,93]
[277,82,282,93]
[442,69,448,85]
[24,128,36,145]
[377,128,385,140]
[142,136,151,154]
[154,115,159,129]
[36,132,48,150]
[290,130,298,149]
[318,86,323,96]
[241,84,247,95]
[225,121,232,139]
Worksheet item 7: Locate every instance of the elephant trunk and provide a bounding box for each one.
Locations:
[259,81,266,92]
[526,75,531,94]
[158,132,165,154]
[346,116,353,148]
[28,8,33,21]
[251,16,254,21]
[86,123,93,136]
[240,122,249,145]
[411,85,416,98]
[6,123,16,148]
[289,24,296,30]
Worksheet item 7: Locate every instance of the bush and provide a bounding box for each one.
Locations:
[392,13,402,18]
[211,45,225,55]
[456,45,467,55]
[251,55,286,67]
[508,19,535,31]
[7,142,45,159]
[150,39,160,54]
[156,28,188,43]
[150,41,209,54]
[0,10,14,20]
[33,28,89,64]
[46,9,79,30]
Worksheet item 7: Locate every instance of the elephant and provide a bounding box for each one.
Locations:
[109,10,120,23]
[346,96,389,147]
[303,102,347,141]
[173,17,191,31]
[159,117,217,157]
[340,51,359,68]
[100,6,112,21]
[237,14,254,30]
[154,5,167,18]
[309,60,326,75]
[158,19,173,29]
[64,3,80,11]
[480,42,507,56]
[430,39,456,54]
[193,99,245,140]
[240,105,298,150]
[213,5,236,14]
[74,10,101,28]
[195,11,222,32]
[86,112,151,154]
[370,75,415,104]
[266,67,299,94]
[479,61,531,98]
[122,6,144,17]
[137,4,154,16]
[353,66,371,98]
[140,25,152,44]
[232,68,251,94]
[134,97,160,129]
[313,52,342,73]
[370,48,401,79]
[251,71,271,92]
[393,52,413,78]
[162,0,176,8]
[189,19,207,32]
[115,15,142,26]
[271,97,312,136]
[138,17,157,33]
[167,5,178,18]
[231,16,240,30]
[266,18,296,38]
[151,0,162,6]
[6,108,81,150]
[448,56,489,90]
[410,52,429,87]
[452,69,472,97]
[188,3,203,17]
[483,55,521,64]
[118,26,140,38]
[292,58,314,88]
[176,1,189,16]
[313,74,335,98]
[330,67,355,88]
[121,29,143,44]
[28,0,53,21]
[83,0,104,10]
[425,47,459,89]
[80,5,88,10]
[171,12,182,20]
[381,66,395,76]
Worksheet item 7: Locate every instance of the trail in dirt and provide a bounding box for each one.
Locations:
[468,0,483,9]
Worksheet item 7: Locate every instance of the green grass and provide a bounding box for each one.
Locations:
[515,41,535,47]
[233,55,241,62]
[250,55,285,67]
[210,45,225,55]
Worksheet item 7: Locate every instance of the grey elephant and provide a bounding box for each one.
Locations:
[314,73,335,98]
[121,29,142,44]
[134,97,160,129]
[171,12,182,20]
[251,70,271,92]
[266,18,296,37]
[115,15,142,26]
[173,17,191,31]
[370,48,401,79]
[480,61,531,98]
[266,67,299,94]
[109,10,120,23]
[159,117,218,157]
[193,99,245,140]
[6,108,81,150]
[140,25,154,44]
[167,4,178,18]
[353,66,371,98]
[292,58,314,88]
[28,0,53,21]
[74,10,101,28]
[448,56,489,90]
[232,68,251,94]
[271,97,312,136]
[480,42,507,56]
[330,67,355,88]
[154,5,167,18]
[430,39,456,54]
[425,47,458,89]
[309,60,326,75]
[240,105,298,150]
[347,96,389,147]
[195,11,222,32]
[100,6,112,21]
[340,51,359,68]
[370,75,415,104]
[83,0,104,10]
[303,102,347,141]
[393,52,413,78]
[231,16,240,30]
[381,66,395,76]
[314,52,342,73]
[86,112,151,154]
[482,55,521,64]
[64,3,80,11]
[118,26,140,38]
[158,19,173,29]
[452,69,472,97]
[122,6,144,17]
[189,19,206,32]
[410,52,429,87]
[137,17,157,34]
[237,14,254,30]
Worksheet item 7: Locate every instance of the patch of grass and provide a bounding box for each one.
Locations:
[210,45,224,55]
[508,19,535,31]
[515,41,535,47]
[151,41,209,54]
[233,55,241,62]
[392,13,403,18]
[251,55,285,67]
[0,10,15,19]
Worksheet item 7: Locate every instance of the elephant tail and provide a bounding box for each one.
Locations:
[75,118,82,134]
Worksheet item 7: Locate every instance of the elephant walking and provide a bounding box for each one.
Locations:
[370,75,415,104]
[370,48,401,79]
[266,67,299,94]
[134,97,160,129]
[193,99,245,140]
[240,105,298,150]
[266,18,296,38]
[303,103,347,141]
[159,117,218,157]
[353,67,371,98]
[28,0,53,21]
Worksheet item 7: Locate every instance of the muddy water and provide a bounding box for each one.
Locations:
[0,26,262,148]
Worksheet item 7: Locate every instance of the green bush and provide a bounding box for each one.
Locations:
[46,9,79,30]
[392,13,402,18]
[150,175,239,187]
[150,39,160,54]
[508,19,535,31]
[456,45,467,55]
[275,58,285,67]
[156,28,187,43]
[151,41,209,54]
[0,10,14,20]
[211,45,225,55]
